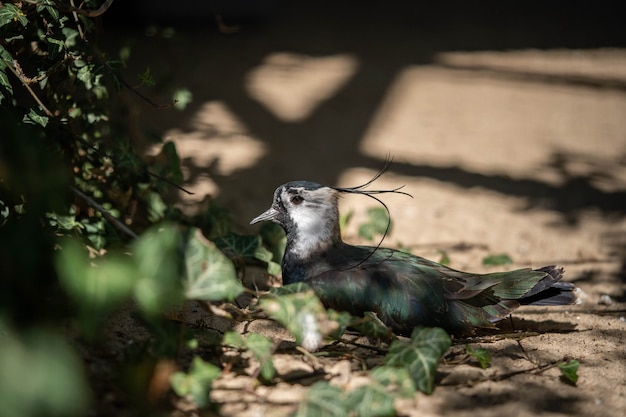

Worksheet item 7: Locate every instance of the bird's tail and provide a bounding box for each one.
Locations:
[517,265,579,306]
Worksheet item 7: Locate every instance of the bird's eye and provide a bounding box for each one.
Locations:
[290,195,304,205]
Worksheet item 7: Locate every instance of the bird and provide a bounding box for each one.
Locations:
[250,176,578,337]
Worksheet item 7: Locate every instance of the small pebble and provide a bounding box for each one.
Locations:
[598,294,613,306]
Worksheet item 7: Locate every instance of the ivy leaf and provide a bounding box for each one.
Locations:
[146,191,167,223]
[23,109,49,127]
[558,359,580,385]
[170,356,220,408]
[268,282,311,296]
[293,381,348,417]
[326,309,354,339]
[182,228,243,302]
[383,327,451,394]
[215,233,277,274]
[352,311,395,341]
[358,207,391,241]
[482,253,513,266]
[137,67,155,87]
[267,260,282,276]
[215,234,269,262]
[259,222,286,263]
[371,366,416,398]
[465,345,492,369]
[132,223,184,317]
[55,238,137,338]
[437,249,451,266]
[339,210,353,234]
[0,325,91,417]
[345,381,396,417]
[260,288,330,351]
[0,4,28,27]
[223,332,276,381]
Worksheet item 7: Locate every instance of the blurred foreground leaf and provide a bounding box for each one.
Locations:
[261,287,328,351]
[465,345,492,369]
[384,327,451,394]
[170,356,220,408]
[482,253,513,266]
[259,222,286,264]
[358,207,391,241]
[371,366,416,398]
[55,238,137,337]
[345,381,396,417]
[223,331,276,381]
[352,311,395,341]
[133,223,183,316]
[0,322,91,417]
[183,228,243,301]
[293,381,347,417]
[215,233,279,274]
[558,359,580,385]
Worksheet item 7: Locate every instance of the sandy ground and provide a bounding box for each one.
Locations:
[108,2,626,416]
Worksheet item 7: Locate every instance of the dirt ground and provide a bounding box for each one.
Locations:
[108,2,626,416]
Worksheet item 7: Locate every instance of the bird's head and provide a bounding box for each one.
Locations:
[250,181,342,257]
[250,161,413,260]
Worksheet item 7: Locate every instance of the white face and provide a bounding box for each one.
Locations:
[280,186,340,258]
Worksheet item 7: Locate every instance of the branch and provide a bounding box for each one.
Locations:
[72,186,138,239]
[21,0,115,17]
[147,171,194,195]
[119,77,178,109]
[2,58,54,117]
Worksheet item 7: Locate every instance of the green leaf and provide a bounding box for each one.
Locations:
[182,228,244,302]
[326,309,354,339]
[222,331,276,381]
[132,223,184,316]
[345,382,396,417]
[437,249,450,266]
[0,323,91,417]
[260,288,329,351]
[267,260,282,276]
[558,359,580,385]
[383,327,451,394]
[482,253,513,266]
[268,282,312,296]
[137,67,155,87]
[146,191,167,222]
[293,381,348,417]
[215,234,270,262]
[352,312,395,341]
[371,366,416,398]
[358,207,390,241]
[23,109,49,127]
[215,233,279,274]
[245,333,276,380]
[259,222,286,263]
[0,4,28,28]
[55,238,137,337]
[339,210,353,233]
[465,345,492,369]
[170,356,220,408]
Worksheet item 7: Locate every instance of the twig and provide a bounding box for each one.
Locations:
[147,171,194,194]
[21,0,115,17]
[337,336,389,355]
[72,186,138,239]
[2,58,54,117]
[119,77,178,109]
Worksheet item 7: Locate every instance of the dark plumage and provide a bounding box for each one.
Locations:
[250,180,578,336]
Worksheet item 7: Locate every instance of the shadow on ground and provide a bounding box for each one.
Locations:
[104,0,626,228]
